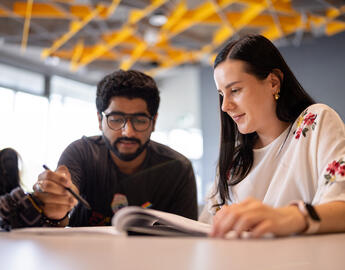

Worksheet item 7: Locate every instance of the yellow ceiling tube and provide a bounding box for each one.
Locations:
[13,2,66,18]
[70,39,84,71]
[120,41,148,70]
[117,0,168,70]
[200,1,268,65]
[157,0,188,45]
[46,1,78,20]
[21,0,33,52]
[326,21,345,36]
[78,26,134,68]
[307,5,345,36]
[208,0,236,50]
[232,1,268,29]
[261,2,303,40]
[41,4,106,59]
[0,8,8,16]
[104,0,121,17]
[150,0,268,77]
[12,2,118,19]
[325,6,345,36]
[101,33,166,62]
[156,0,236,46]
[74,0,167,70]
[162,0,187,31]
[128,0,167,25]
[147,48,197,76]
[161,2,217,41]
[270,0,296,14]
[53,47,119,61]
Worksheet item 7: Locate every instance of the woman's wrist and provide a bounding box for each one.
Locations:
[288,205,308,234]
[278,205,308,235]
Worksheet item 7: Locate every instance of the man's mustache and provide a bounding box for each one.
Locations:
[114,137,141,145]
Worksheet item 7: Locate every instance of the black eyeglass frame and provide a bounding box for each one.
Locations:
[102,112,154,132]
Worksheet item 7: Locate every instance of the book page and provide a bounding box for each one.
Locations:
[112,206,212,235]
[112,207,269,239]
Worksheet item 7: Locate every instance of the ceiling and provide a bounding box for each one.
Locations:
[0,0,344,84]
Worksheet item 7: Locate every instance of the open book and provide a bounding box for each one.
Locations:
[112,206,256,238]
[112,206,211,237]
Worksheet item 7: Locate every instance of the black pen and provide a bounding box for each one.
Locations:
[42,165,91,210]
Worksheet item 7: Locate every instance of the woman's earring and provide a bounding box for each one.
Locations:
[274,91,280,100]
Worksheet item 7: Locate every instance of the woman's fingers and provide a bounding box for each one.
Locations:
[233,212,263,233]
[251,219,274,238]
[210,198,281,238]
[212,208,238,237]
[211,203,251,237]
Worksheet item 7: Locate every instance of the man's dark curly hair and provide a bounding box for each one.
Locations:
[96,69,160,117]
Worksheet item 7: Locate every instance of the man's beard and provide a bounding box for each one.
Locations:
[103,135,150,162]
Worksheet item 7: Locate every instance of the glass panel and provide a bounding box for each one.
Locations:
[51,76,96,102]
[12,92,49,190]
[46,94,100,168]
[0,87,15,148]
[0,63,44,95]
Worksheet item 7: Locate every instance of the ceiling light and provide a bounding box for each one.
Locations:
[149,14,167,27]
[44,56,60,66]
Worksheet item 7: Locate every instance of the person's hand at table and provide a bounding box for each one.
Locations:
[33,165,78,220]
[210,197,307,238]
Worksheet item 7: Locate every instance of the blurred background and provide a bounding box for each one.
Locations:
[0,0,345,204]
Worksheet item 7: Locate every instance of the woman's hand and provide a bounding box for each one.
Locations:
[33,165,78,220]
[210,197,307,238]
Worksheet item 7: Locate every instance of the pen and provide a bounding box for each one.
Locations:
[42,165,91,210]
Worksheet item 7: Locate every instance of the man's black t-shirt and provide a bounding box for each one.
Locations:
[58,136,198,226]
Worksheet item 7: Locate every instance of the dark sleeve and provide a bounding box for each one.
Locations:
[170,159,198,220]
[57,139,91,226]
[57,139,86,192]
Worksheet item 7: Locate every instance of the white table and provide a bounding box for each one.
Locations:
[0,227,344,270]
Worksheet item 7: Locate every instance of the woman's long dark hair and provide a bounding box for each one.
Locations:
[213,34,315,206]
[0,148,21,196]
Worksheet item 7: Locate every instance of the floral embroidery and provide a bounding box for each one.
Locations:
[324,159,345,184]
[293,110,317,139]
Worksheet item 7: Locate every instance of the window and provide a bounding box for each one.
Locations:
[0,82,98,191]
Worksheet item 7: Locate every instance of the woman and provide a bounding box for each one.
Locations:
[199,34,345,238]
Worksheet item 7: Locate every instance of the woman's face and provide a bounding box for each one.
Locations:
[214,59,280,135]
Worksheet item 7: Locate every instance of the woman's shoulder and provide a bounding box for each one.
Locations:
[300,103,339,116]
[294,103,342,127]
[292,103,344,140]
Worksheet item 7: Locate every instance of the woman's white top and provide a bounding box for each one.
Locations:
[199,104,345,224]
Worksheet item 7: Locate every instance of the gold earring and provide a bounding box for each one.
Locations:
[274,92,280,100]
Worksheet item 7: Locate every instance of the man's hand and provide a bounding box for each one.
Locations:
[210,197,307,238]
[33,165,78,220]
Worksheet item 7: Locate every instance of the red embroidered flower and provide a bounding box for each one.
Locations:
[303,113,317,126]
[324,159,345,185]
[295,128,302,139]
[339,165,345,177]
[293,109,317,140]
[326,160,340,175]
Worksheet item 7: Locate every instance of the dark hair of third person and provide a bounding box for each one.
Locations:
[0,148,21,196]
[96,69,160,117]
[213,34,315,206]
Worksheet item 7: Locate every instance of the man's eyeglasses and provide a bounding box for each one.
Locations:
[102,112,153,132]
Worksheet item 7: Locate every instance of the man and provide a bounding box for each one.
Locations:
[33,70,198,227]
